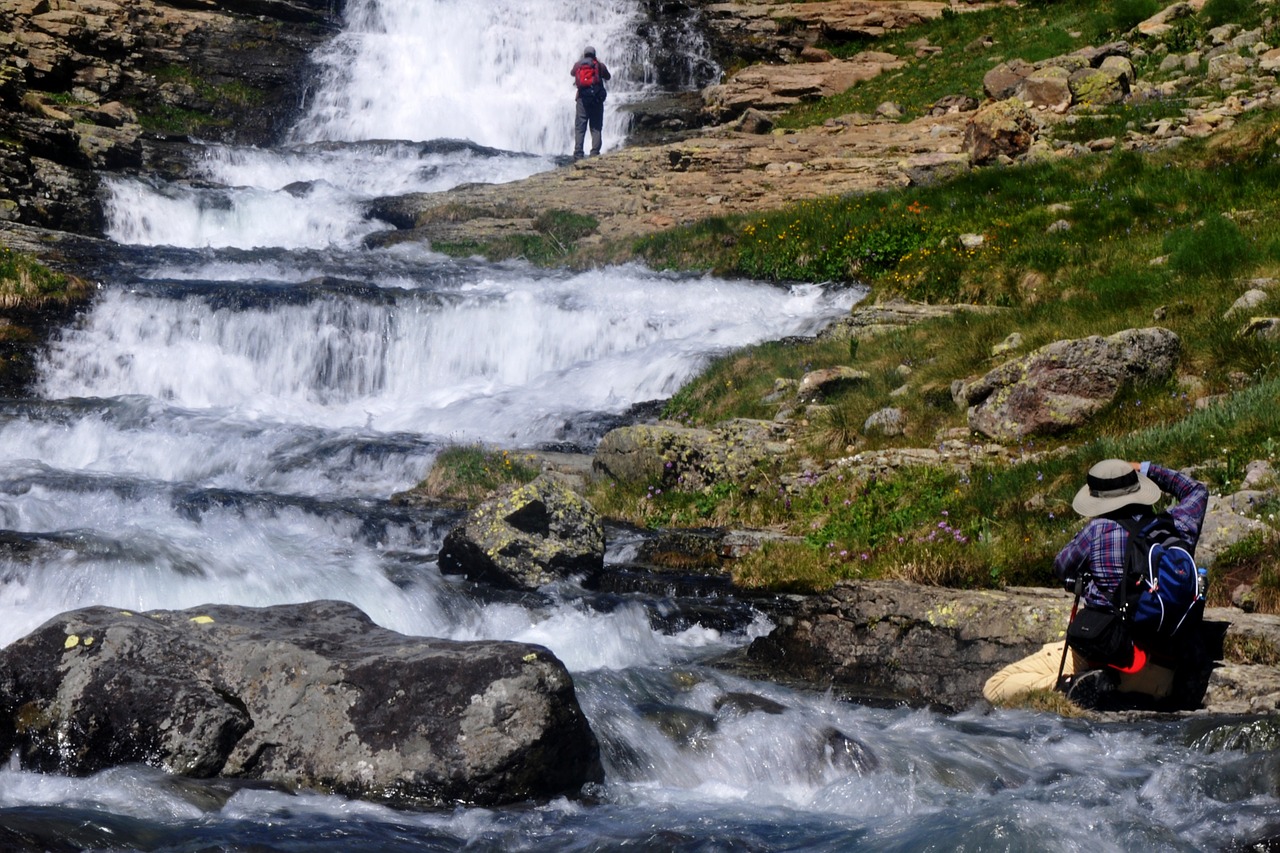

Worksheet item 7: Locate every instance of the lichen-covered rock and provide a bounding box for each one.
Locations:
[0,600,602,806]
[964,97,1039,164]
[1068,65,1129,107]
[438,473,605,590]
[592,419,792,492]
[958,327,1182,441]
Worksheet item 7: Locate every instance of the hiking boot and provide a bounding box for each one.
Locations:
[1066,668,1118,710]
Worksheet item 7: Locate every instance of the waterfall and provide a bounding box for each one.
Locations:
[291,0,651,155]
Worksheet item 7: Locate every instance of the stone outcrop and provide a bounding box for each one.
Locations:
[964,97,1039,164]
[689,0,958,67]
[439,473,605,591]
[0,600,602,806]
[957,327,1182,441]
[593,419,792,492]
[746,579,1280,714]
[702,51,902,123]
[0,0,340,232]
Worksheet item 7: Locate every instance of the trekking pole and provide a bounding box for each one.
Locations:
[1056,574,1083,690]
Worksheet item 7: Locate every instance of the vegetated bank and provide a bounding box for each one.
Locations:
[424,0,1280,616]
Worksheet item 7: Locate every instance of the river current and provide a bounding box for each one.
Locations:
[1,1,1279,850]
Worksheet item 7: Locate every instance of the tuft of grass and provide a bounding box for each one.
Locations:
[412,445,540,506]
[0,249,87,308]
[1164,214,1259,282]
[433,209,599,265]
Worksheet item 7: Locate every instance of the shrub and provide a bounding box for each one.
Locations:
[1111,0,1159,33]
[1202,0,1259,28]
[1163,214,1258,281]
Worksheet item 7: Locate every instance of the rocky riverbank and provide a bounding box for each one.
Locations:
[1,0,1280,805]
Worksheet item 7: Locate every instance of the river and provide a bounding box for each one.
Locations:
[1,0,1279,850]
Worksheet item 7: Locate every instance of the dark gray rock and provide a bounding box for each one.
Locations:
[0,600,602,807]
[745,579,1280,715]
[439,473,605,591]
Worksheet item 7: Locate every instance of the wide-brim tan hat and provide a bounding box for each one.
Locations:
[1071,458,1162,517]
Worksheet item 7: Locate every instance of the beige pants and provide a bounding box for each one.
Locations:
[983,641,1174,704]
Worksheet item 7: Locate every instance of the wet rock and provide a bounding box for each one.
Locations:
[820,726,879,774]
[439,473,605,591]
[746,579,1280,713]
[0,600,602,807]
[1193,718,1280,753]
[958,327,1181,441]
[637,702,718,750]
[714,691,788,718]
[0,0,340,232]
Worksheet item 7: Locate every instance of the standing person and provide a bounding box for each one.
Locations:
[983,459,1209,708]
[570,46,611,160]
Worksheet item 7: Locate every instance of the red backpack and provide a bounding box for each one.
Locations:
[574,60,600,89]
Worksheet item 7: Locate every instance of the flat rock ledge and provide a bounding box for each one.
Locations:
[0,600,602,807]
[746,580,1280,716]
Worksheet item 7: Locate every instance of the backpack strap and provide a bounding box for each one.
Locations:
[1111,513,1157,618]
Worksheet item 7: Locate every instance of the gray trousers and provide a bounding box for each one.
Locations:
[574,94,604,157]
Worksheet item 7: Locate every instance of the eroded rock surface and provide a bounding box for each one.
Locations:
[0,600,602,806]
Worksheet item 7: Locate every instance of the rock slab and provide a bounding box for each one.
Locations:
[0,600,602,807]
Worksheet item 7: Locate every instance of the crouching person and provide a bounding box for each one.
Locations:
[984,459,1208,709]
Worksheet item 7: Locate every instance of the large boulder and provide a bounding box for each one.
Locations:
[438,473,605,590]
[957,327,1182,441]
[592,419,791,491]
[964,97,1039,164]
[0,600,602,806]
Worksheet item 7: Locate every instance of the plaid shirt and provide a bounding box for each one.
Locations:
[1053,463,1209,610]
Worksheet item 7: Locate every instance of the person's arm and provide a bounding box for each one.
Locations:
[1142,461,1209,546]
[1053,526,1091,588]
[599,61,611,81]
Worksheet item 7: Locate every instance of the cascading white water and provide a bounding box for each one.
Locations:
[291,0,645,154]
[103,0,663,249]
[8,2,1278,850]
[37,263,855,437]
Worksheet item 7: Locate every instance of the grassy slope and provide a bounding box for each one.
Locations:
[596,0,1280,602]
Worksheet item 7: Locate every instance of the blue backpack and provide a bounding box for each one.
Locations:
[1115,514,1206,646]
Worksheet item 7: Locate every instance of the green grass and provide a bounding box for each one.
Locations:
[777,0,1117,125]
[135,66,264,135]
[0,248,85,307]
[614,109,1280,592]
[433,209,599,264]
[407,445,541,506]
[608,0,1280,597]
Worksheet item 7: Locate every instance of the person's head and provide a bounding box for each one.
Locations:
[1071,458,1161,518]
[583,46,596,59]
